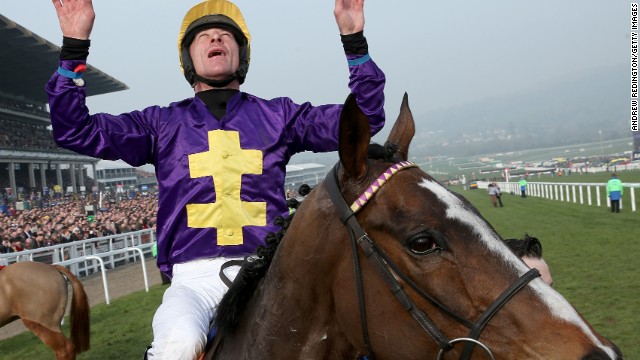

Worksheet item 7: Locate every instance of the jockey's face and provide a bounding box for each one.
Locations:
[189,27,240,89]
[522,256,553,287]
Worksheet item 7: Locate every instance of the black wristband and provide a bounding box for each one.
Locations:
[341,31,368,56]
[60,36,91,60]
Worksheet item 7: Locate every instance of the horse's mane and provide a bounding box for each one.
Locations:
[213,143,394,340]
[214,211,296,338]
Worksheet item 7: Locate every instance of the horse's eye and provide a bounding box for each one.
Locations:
[409,236,438,255]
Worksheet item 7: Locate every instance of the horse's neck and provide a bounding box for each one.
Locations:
[218,255,356,359]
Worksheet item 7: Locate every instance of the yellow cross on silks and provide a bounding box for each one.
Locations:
[187,130,266,245]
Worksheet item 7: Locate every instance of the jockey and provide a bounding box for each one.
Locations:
[47,0,385,359]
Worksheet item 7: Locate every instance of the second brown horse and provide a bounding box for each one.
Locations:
[0,261,90,360]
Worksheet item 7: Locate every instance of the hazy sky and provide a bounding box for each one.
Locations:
[1,1,631,146]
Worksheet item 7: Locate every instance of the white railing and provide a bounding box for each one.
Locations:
[0,229,156,304]
[477,181,640,212]
[52,245,152,304]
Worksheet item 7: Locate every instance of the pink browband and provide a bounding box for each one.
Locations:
[350,161,418,213]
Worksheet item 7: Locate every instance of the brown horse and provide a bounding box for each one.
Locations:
[204,93,622,359]
[0,261,90,360]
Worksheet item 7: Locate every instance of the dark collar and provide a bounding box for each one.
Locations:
[195,89,240,119]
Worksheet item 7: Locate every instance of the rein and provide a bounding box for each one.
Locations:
[325,162,540,360]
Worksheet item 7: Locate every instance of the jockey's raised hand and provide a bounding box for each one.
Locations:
[52,0,95,40]
[334,0,365,35]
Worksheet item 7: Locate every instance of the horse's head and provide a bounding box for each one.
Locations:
[290,93,622,359]
[209,93,622,360]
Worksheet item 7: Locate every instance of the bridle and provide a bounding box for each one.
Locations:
[325,162,540,360]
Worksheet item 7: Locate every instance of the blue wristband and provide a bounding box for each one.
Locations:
[347,54,371,66]
[57,66,84,79]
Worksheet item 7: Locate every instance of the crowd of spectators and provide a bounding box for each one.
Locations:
[0,97,62,152]
[0,97,159,253]
[0,118,66,152]
[0,193,158,254]
[0,97,50,118]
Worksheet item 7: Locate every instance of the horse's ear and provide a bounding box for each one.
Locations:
[338,93,370,180]
[384,92,415,162]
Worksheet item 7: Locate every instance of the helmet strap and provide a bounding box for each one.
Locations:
[193,73,237,88]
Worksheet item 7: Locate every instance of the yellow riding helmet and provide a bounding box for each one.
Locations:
[178,0,252,86]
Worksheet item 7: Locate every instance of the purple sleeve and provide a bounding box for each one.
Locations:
[46,60,158,167]
[283,56,385,154]
[346,54,386,136]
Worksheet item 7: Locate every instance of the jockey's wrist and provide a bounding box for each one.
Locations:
[60,37,90,60]
[341,31,368,56]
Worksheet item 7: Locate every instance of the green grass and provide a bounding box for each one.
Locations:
[0,178,638,358]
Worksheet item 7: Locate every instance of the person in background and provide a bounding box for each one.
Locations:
[518,176,528,198]
[1,238,14,253]
[504,233,553,286]
[152,242,172,286]
[48,0,385,358]
[487,182,499,208]
[10,239,23,253]
[606,173,623,213]
[495,182,504,207]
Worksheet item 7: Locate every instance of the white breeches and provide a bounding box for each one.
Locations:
[146,257,242,360]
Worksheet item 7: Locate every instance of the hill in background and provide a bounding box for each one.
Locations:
[410,64,629,158]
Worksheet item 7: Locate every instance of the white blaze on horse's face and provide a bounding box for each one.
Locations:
[418,178,618,359]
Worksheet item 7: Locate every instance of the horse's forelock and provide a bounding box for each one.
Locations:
[367,142,398,162]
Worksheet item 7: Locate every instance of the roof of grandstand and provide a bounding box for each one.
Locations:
[285,163,325,172]
[0,13,128,104]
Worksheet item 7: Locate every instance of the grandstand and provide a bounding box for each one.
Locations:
[0,14,128,202]
[284,163,326,191]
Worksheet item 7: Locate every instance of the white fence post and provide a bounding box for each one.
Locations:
[491,181,637,212]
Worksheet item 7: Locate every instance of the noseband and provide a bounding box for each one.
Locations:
[325,162,540,360]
